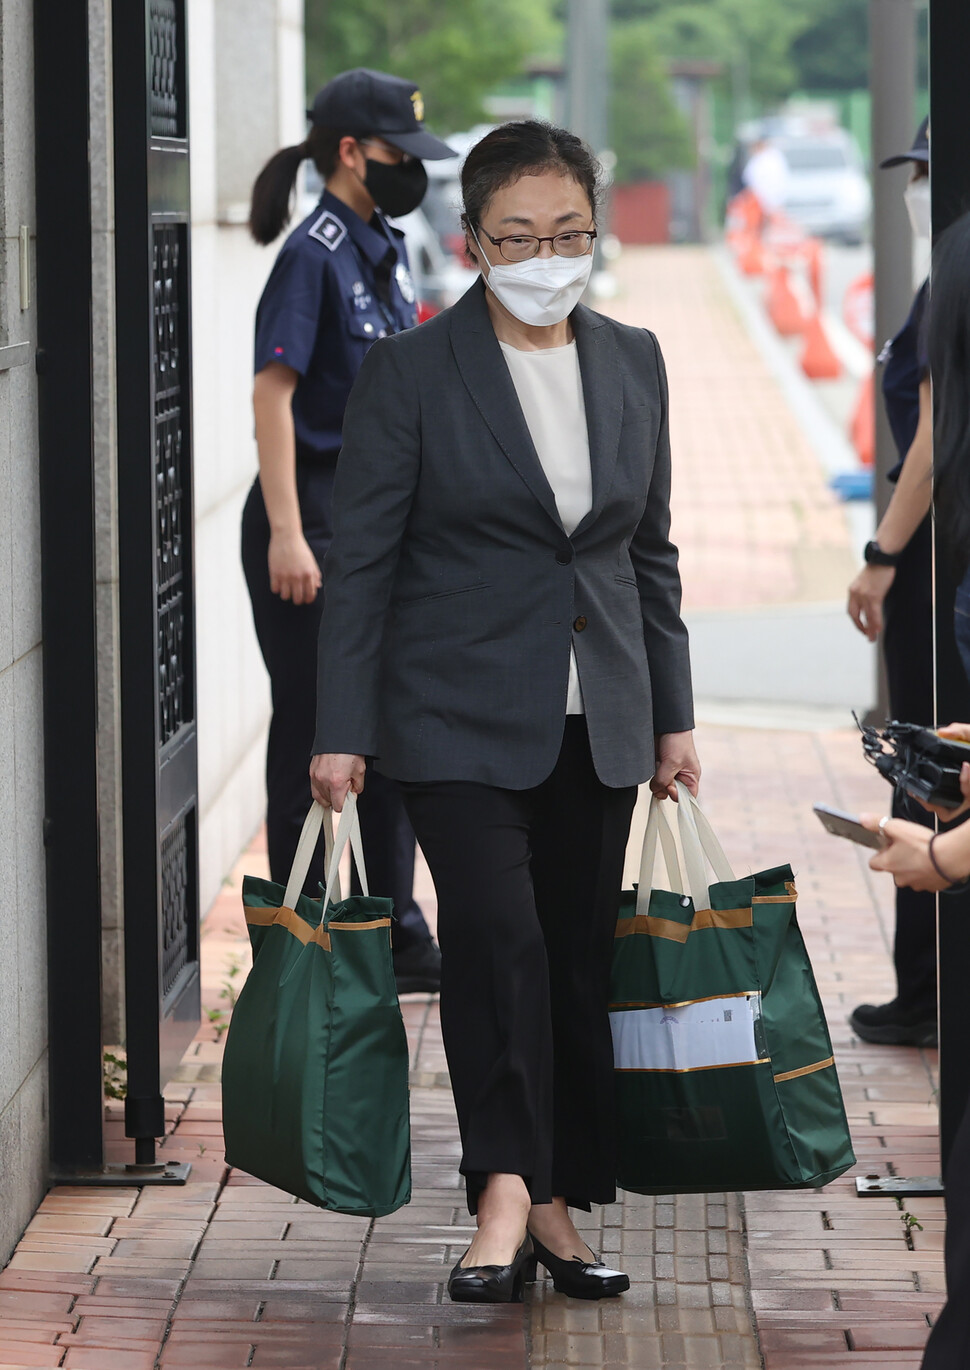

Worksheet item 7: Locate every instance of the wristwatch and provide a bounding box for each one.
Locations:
[864,540,902,568]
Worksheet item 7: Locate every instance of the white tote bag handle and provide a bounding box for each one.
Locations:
[282,796,368,913]
[283,802,338,911]
[673,781,735,910]
[636,796,686,916]
[321,792,368,919]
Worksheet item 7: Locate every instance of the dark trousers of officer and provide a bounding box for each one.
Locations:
[882,519,937,1014]
[400,717,638,1214]
[922,1092,970,1368]
[241,468,431,951]
[884,519,970,1015]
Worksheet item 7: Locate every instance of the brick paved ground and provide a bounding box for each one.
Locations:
[699,726,943,1370]
[606,247,857,612]
[0,246,946,1368]
[0,727,943,1369]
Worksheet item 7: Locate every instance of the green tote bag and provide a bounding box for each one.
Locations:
[611,783,854,1196]
[222,795,411,1217]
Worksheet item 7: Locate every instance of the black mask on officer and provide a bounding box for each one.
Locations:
[362,156,428,219]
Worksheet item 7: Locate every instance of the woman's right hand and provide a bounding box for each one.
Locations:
[847,564,896,641]
[268,529,322,605]
[310,753,366,811]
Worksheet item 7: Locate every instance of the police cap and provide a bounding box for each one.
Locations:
[307,68,456,161]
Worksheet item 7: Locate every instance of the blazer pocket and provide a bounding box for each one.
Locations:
[620,403,652,428]
[615,574,638,589]
[395,582,491,608]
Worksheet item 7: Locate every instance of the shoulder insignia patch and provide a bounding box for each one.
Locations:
[308,209,347,252]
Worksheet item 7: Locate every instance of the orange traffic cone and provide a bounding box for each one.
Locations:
[800,311,842,380]
[739,233,766,276]
[766,265,806,336]
[803,238,824,313]
[850,371,875,466]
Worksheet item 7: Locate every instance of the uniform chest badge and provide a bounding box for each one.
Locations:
[308,209,347,252]
[395,261,416,304]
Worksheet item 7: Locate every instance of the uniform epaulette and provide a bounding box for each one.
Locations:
[308,208,347,252]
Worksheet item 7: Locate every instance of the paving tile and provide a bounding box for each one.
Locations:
[61,1351,158,1369]
[5,1258,94,1277]
[0,1350,68,1368]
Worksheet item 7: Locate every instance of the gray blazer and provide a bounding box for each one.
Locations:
[313,278,693,789]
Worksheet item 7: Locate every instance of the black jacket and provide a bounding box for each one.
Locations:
[313,278,693,789]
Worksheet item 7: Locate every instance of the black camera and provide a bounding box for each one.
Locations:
[858,717,970,810]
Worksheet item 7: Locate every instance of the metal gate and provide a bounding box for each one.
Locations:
[113,0,201,1164]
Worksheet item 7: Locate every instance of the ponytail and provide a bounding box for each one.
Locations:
[249,141,310,245]
[249,125,350,245]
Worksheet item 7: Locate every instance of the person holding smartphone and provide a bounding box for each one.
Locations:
[858,743,970,1370]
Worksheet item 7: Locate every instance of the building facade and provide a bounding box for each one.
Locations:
[0,0,301,1262]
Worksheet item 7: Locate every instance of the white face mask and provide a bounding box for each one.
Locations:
[904,179,931,240]
[471,225,593,326]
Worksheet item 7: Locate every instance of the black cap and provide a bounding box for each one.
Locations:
[307,68,456,161]
[880,116,929,168]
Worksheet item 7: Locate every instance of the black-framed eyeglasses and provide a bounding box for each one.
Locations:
[480,227,597,263]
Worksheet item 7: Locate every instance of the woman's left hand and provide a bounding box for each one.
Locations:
[650,731,701,800]
[860,813,950,891]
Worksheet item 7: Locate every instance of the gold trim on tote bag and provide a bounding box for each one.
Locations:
[330,919,392,933]
[617,1057,772,1075]
[615,907,753,943]
[773,1056,835,1084]
[610,989,761,1011]
[244,904,332,952]
[752,883,799,904]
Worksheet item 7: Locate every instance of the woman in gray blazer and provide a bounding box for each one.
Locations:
[310,121,699,1304]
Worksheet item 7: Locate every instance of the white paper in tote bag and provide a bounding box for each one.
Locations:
[610,993,766,1073]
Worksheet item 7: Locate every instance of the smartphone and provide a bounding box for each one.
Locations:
[814,803,887,850]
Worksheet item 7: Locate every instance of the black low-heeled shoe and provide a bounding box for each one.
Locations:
[447,1235,533,1304]
[526,1233,630,1300]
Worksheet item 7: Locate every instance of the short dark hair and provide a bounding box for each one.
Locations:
[460,120,602,234]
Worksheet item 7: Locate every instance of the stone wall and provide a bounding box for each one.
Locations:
[0,0,49,1266]
[190,0,304,915]
[0,0,304,1263]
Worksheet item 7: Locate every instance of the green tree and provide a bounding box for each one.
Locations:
[790,0,868,91]
[305,0,558,133]
[610,20,693,182]
[608,0,848,104]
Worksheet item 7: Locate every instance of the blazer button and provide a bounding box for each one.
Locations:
[573,615,587,632]
[556,548,573,565]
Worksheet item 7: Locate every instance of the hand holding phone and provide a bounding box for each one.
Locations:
[814,803,888,850]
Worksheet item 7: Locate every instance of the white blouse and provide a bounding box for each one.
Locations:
[499,339,593,714]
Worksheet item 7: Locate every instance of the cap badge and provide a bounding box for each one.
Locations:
[410,90,424,123]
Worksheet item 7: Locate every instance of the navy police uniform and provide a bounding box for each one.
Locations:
[241,189,431,948]
[878,278,970,1024]
[878,281,938,1019]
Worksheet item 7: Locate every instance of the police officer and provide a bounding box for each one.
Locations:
[847,117,970,1047]
[241,69,456,993]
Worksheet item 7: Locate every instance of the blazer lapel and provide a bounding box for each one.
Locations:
[448,282,564,532]
[571,303,623,537]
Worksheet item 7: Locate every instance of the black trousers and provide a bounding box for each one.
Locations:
[401,718,638,1213]
[240,469,431,951]
[922,1091,970,1368]
[883,518,937,1014]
